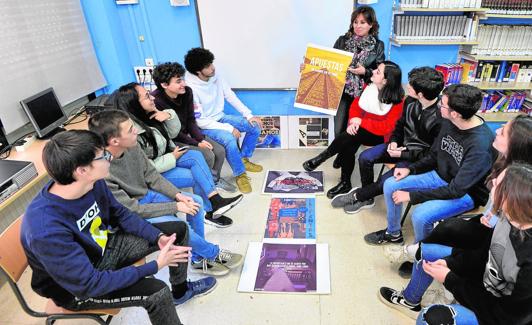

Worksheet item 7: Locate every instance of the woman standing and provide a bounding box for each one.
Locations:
[303,61,404,199]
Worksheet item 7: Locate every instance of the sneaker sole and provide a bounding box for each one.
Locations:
[204,217,233,228]
[212,195,243,216]
[190,266,230,277]
[364,235,404,246]
[377,291,419,320]
[330,187,358,208]
[344,201,375,214]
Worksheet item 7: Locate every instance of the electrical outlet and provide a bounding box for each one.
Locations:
[170,0,190,6]
[133,66,155,84]
[145,58,154,67]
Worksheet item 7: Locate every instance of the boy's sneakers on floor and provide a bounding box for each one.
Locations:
[210,194,243,216]
[236,173,252,193]
[213,249,244,269]
[378,287,421,320]
[205,212,233,228]
[330,187,358,208]
[242,158,263,172]
[421,285,455,306]
[191,259,230,276]
[364,229,404,245]
[173,277,217,306]
[344,198,375,214]
[215,177,238,193]
[383,244,416,264]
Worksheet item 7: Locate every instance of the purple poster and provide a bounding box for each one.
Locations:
[263,171,324,194]
[254,243,317,292]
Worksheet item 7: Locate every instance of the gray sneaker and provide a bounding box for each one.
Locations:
[330,187,358,208]
[215,177,238,193]
[213,249,243,269]
[191,259,230,276]
[344,198,375,214]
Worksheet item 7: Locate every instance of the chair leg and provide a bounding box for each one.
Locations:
[400,203,412,227]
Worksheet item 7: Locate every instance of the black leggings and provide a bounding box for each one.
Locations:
[327,127,384,181]
[62,221,189,325]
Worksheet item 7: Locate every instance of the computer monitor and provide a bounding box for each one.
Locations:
[20,88,67,139]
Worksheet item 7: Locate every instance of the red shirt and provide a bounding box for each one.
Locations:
[347,96,404,142]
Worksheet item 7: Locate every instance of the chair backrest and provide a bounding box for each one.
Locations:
[0,217,27,283]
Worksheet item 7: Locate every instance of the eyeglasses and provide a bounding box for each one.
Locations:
[437,100,451,111]
[93,149,113,162]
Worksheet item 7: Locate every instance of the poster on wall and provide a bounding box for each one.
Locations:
[262,170,324,195]
[240,116,288,149]
[237,242,330,294]
[263,197,316,242]
[288,116,333,149]
[294,44,353,116]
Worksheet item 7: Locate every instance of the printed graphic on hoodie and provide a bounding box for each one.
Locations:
[77,202,109,252]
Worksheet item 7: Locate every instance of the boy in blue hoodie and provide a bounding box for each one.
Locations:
[21,130,215,325]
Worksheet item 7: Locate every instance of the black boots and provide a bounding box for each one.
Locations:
[326,169,352,199]
[303,150,333,171]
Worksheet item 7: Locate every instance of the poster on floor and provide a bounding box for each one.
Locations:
[288,116,333,149]
[262,170,324,195]
[239,115,288,149]
[237,242,330,294]
[294,43,353,116]
[264,197,316,242]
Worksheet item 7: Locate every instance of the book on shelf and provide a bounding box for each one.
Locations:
[459,58,532,84]
[399,0,481,8]
[464,25,532,56]
[394,14,478,40]
[479,90,528,113]
[483,0,532,15]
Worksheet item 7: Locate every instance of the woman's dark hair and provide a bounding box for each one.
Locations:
[493,163,532,227]
[152,62,185,91]
[43,130,105,185]
[378,61,404,105]
[488,115,532,184]
[113,82,171,158]
[347,6,379,37]
[184,47,215,76]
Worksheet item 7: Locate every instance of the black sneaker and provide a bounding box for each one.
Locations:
[205,212,233,228]
[398,261,414,279]
[344,198,375,214]
[330,187,358,208]
[364,229,404,246]
[378,287,421,320]
[210,194,243,215]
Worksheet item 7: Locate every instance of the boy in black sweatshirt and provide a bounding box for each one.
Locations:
[331,67,444,214]
[364,84,496,246]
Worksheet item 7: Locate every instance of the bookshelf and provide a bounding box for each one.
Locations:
[459,51,532,62]
[394,7,488,13]
[467,82,532,90]
[478,111,523,122]
[485,14,532,19]
[391,38,479,46]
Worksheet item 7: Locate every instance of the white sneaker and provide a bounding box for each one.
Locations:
[422,285,455,306]
[383,244,416,264]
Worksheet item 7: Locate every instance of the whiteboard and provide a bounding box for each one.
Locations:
[196,0,354,89]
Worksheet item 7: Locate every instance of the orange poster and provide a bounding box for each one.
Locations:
[295,44,354,115]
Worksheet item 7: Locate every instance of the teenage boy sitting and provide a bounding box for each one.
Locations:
[21,130,215,325]
[151,61,236,193]
[88,110,243,277]
[364,84,496,246]
[331,67,444,214]
[184,47,263,194]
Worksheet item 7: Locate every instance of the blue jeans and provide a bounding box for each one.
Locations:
[383,170,474,241]
[202,114,261,176]
[138,190,219,262]
[162,150,215,212]
[417,304,478,325]
[356,143,406,202]
[403,243,452,303]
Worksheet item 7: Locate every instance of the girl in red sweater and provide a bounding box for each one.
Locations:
[303,61,404,199]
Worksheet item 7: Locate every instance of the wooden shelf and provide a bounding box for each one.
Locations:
[478,112,524,122]
[391,38,478,46]
[485,14,532,19]
[467,82,532,90]
[459,51,532,61]
[394,6,488,13]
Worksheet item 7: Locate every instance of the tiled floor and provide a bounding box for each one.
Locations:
[0,149,420,325]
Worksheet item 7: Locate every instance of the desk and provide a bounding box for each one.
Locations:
[0,119,88,229]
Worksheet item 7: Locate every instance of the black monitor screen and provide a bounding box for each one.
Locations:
[24,90,65,130]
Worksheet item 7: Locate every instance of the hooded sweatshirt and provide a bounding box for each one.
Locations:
[185,71,253,133]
